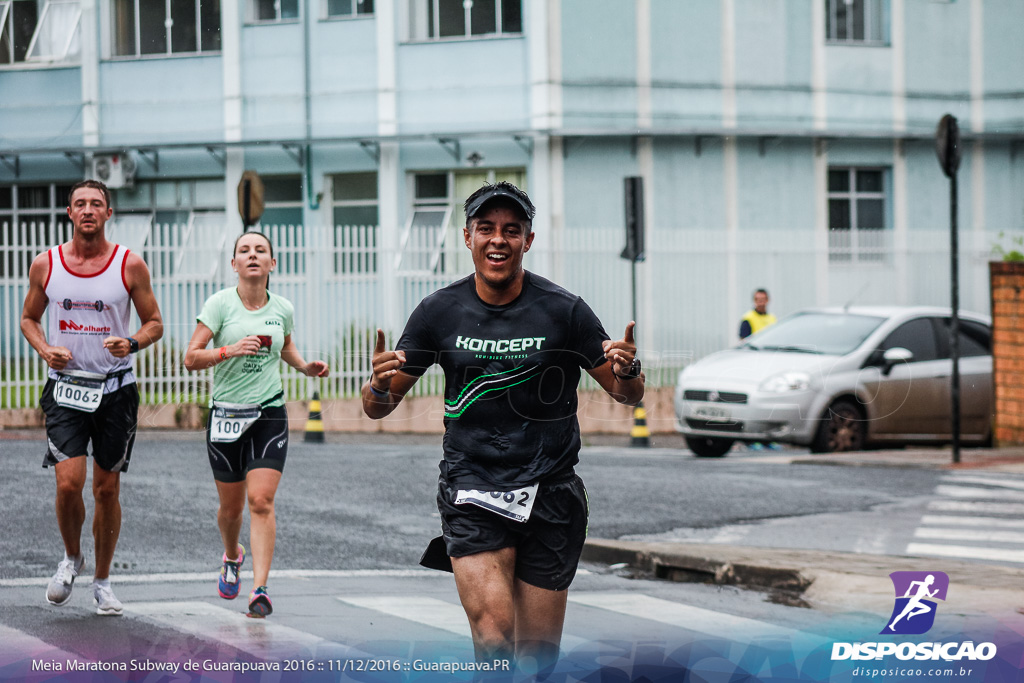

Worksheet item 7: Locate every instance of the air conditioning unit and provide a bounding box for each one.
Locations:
[90,153,137,190]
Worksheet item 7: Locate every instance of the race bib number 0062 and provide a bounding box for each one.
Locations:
[53,374,104,413]
[454,483,539,523]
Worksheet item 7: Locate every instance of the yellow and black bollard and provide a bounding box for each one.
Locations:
[630,401,650,447]
[304,391,325,443]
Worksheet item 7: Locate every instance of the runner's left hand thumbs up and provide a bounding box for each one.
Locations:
[602,321,637,377]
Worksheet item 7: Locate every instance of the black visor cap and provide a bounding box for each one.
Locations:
[465,187,534,220]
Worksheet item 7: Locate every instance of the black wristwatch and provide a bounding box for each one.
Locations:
[615,358,642,380]
[128,337,140,354]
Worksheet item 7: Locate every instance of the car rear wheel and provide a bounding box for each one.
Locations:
[685,436,734,458]
[811,399,866,453]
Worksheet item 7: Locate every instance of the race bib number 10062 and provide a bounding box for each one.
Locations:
[53,374,104,413]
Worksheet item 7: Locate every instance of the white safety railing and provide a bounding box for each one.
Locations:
[0,221,1007,409]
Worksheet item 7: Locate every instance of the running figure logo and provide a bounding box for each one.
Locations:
[882,571,949,635]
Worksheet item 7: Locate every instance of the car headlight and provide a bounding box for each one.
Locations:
[759,371,811,393]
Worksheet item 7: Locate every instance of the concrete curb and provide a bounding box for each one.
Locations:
[581,539,1024,618]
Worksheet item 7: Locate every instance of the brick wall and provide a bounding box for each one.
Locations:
[990,261,1024,445]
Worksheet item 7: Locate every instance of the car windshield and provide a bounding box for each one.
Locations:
[742,312,886,356]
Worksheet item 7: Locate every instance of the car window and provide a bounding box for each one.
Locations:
[742,312,885,356]
[879,318,939,362]
[934,318,991,358]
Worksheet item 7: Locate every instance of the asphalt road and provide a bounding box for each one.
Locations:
[0,432,945,579]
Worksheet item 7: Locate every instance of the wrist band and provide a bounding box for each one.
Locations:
[219,347,228,360]
[368,383,389,398]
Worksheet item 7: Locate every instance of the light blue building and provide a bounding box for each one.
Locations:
[2,0,1023,399]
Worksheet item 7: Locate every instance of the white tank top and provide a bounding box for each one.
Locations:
[45,243,135,390]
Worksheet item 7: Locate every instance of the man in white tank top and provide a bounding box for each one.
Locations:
[20,180,163,616]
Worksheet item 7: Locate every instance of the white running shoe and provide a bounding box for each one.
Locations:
[92,582,123,616]
[45,556,85,606]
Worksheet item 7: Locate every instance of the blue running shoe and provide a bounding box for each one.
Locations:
[218,544,245,599]
[248,586,272,618]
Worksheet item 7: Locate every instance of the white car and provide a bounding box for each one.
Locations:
[674,306,993,457]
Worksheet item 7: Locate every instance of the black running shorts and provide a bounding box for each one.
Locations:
[434,474,589,591]
[40,378,139,473]
[205,405,289,483]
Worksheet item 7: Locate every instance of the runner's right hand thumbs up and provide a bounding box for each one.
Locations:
[370,329,406,391]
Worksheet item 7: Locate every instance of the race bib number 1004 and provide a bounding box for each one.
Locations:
[53,374,104,413]
[454,483,539,523]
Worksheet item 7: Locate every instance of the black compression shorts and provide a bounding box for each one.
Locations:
[205,405,289,483]
[433,474,589,591]
[40,378,139,473]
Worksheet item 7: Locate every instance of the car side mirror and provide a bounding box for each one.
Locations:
[881,347,914,376]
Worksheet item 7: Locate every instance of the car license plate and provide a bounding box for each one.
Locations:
[693,406,731,421]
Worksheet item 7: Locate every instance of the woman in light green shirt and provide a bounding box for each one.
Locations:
[184,231,329,618]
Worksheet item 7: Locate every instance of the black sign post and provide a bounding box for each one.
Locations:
[621,177,648,447]
[622,176,646,325]
[935,114,962,465]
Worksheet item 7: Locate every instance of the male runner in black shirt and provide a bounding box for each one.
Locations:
[362,181,644,671]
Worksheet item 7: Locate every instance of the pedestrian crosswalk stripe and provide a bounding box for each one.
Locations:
[942,474,1024,491]
[913,527,1024,544]
[928,500,1024,515]
[920,514,1024,529]
[338,596,472,638]
[906,543,1024,564]
[128,601,340,659]
[337,596,587,650]
[0,624,89,668]
[934,485,1024,501]
[567,593,803,642]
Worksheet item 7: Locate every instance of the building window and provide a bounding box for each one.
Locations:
[408,0,521,41]
[0,0,80,65]
[325,0,371,19]
[828,167,888,263]
[247,0,298,24]
[111,178,226,276]
[826,0,886,45]
[112,0,220,57]
[332,172,377,275]
[0,183,73,277]
[259,176,303,227]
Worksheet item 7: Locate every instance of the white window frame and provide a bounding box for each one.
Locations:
[105,213,153,253]
[112,0,220,58]
[0,0,81,65]
[246,0,299,25]
[825,0,887,46]
[175,210,227,278]
[396,205,450,274]
[828,166,889,264]
[407,0,522,42]
[323,0,372,20]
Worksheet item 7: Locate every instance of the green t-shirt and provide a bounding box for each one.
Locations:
[197,288,294,407]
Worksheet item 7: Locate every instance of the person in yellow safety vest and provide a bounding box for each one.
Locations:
[739,288,777,340]
[739,288,782,451]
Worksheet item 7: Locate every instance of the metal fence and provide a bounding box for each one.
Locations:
[0,221,1006,409]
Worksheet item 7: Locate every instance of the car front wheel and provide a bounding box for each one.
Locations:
[685,436,735,458]
[811,399,866,453]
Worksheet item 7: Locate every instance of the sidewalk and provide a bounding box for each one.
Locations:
[583,445,1024,622]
